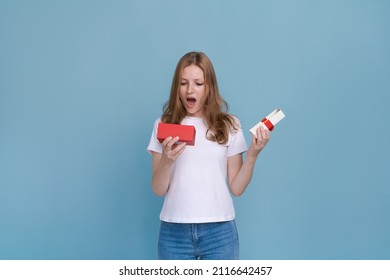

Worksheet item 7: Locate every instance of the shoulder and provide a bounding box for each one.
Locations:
[149,117,163,133]
[153,116,162,126]
[227,114,243,130]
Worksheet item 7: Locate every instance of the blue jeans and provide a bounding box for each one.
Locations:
[158,220,239,260]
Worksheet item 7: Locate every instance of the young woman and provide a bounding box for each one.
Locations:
[147,51,270,260]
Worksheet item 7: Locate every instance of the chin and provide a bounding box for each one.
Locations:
[185,107,203,117]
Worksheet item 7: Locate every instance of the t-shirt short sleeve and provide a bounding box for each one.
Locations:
[227,118,248,157]
[147,118,162,154]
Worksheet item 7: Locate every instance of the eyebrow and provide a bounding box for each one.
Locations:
[180,78,204,81]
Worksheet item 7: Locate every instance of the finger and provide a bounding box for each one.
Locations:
[162,136,173,146]
[171,142,186,159]
[260,126,268,140]
[256,126,264,141]
[166,136,180,149]
[175,142,187,155]
[251,133,257,145]
[255,127,270,149]
[265,128,270,140]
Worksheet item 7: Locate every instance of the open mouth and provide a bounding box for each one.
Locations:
[186,97,197,108]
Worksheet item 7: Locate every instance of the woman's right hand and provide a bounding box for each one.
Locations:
[161,136,187,164]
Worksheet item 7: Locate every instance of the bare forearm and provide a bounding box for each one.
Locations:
[152,160,172,196]
[151,138,186,196]
[230,126,270,196]
[230,156,257,196]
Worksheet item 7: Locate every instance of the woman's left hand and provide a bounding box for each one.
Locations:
[246,125,270,159]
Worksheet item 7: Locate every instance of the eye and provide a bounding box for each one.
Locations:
[180,81,187,86]
[196,82,204,86]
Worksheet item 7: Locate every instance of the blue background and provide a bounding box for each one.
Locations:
[1,0,389,260]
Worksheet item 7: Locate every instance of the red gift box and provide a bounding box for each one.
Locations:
[157,123,196,146]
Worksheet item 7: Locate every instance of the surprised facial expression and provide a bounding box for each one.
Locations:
[179,65,207,118]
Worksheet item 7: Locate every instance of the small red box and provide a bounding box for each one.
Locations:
[157,123,196,146]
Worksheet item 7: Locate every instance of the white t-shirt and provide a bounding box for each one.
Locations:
[147,116,248,223]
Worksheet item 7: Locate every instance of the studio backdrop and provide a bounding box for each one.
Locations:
[1,0,389,259]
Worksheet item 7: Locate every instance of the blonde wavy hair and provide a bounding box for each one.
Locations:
[161,51,238,144]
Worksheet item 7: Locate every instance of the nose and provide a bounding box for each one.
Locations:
[187,82,194,94]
